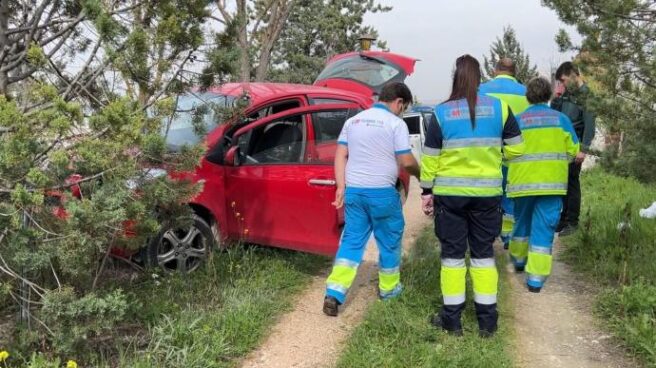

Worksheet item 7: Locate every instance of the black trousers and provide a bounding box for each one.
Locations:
[434,195,502,333]
[561,162,582,226]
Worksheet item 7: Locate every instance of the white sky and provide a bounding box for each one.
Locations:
[364,0,581,103]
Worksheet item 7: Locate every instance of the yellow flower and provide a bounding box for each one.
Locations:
[0,350,8,362]
[66,360,78,368]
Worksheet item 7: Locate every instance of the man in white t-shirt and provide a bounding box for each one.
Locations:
[323,82,420,316]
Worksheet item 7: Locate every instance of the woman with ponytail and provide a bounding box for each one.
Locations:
[419,55,525,337]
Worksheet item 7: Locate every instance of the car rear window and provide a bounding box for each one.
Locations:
[315,55,402,88]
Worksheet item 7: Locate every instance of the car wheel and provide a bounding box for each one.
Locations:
[146,215,214,273]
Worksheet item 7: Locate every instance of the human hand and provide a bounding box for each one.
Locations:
[333,186,345,209]
[575,152,586,165]
[421,194,434,216]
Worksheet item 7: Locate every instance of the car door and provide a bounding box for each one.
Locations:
[224,103,360,255]
[403,112,424,162]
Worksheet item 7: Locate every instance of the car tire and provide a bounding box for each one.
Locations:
[145,214,215,273]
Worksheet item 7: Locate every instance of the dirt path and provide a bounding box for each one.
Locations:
[507,239,637,368]
[240,180,430,368]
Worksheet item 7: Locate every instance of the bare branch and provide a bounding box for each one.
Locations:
[215,0,233,23]
[143,49,196,111]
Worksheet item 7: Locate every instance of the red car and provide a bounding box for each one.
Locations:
[139,51,418,272]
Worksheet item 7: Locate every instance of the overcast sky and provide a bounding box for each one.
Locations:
[364,0,581,103]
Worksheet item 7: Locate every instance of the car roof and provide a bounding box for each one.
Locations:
[205,82,370,107]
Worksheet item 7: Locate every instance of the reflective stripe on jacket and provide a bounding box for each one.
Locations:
[507,104,580,197]
[420,94,525,197]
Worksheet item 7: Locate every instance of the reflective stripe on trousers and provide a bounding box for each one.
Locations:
[470,258,498,305]
[325,188,404,304]
[441,258,466,305]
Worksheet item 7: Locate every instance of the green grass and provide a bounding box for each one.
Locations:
[560,168,656,366]
[337,228,514,368]
[8,245,328,368]
[117,246,328,368]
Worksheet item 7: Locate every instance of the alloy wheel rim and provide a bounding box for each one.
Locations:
[156,225,207,273]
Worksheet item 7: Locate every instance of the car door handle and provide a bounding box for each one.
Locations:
[308,179,336,186]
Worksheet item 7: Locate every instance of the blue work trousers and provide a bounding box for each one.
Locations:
[510,196,562,288]
[325,187,404,304]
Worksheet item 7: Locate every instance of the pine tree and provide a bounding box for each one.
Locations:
[0,0,217,355]
[483,26,539,83]
[543,0,656,182]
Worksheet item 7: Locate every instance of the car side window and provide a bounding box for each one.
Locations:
[309,98,350,105]
[247,99,302,120]
[403,115,421,135]
[312,108,360,143]
[237,115,307,165]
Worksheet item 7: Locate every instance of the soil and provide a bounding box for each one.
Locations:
[507,239,638,368]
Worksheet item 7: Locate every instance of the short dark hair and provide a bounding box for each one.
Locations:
[555,61,580,80]
[496,58,516,76]
[526,77,553,104]
[379,82,413,104]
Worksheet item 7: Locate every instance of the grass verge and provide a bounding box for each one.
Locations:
[337,228,514,368]
[560,168,656,366]
[7,246,328,368]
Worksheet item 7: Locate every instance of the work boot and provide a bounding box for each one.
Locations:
[514,265,525,273]
[559,224,578,237]
[430,313,463,336]
[527,285,542,293]
[479,327,497,338]
[323,296,339,317]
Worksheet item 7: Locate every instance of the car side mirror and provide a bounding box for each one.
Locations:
[224,146,240,166]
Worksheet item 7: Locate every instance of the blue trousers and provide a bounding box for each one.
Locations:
[325,187,404,304]
[510,196,562,288]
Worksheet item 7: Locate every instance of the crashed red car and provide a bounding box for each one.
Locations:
[65,51,419,273]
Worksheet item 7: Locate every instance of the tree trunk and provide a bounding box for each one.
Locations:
[0,0,9,95]
[237,0,250,82]
[254,0,294,82]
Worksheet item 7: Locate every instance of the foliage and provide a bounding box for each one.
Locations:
[560,169,656,285]
[0,0,216,359]
[482,26,539,83]
[543,0,656,182]
[203,0,390,85]
[268,0,391,84]
[560,169,656,364]
[337,229,514,368]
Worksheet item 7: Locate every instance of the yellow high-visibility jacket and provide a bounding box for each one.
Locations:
[420,94,525,197]
[507,104,580,198]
